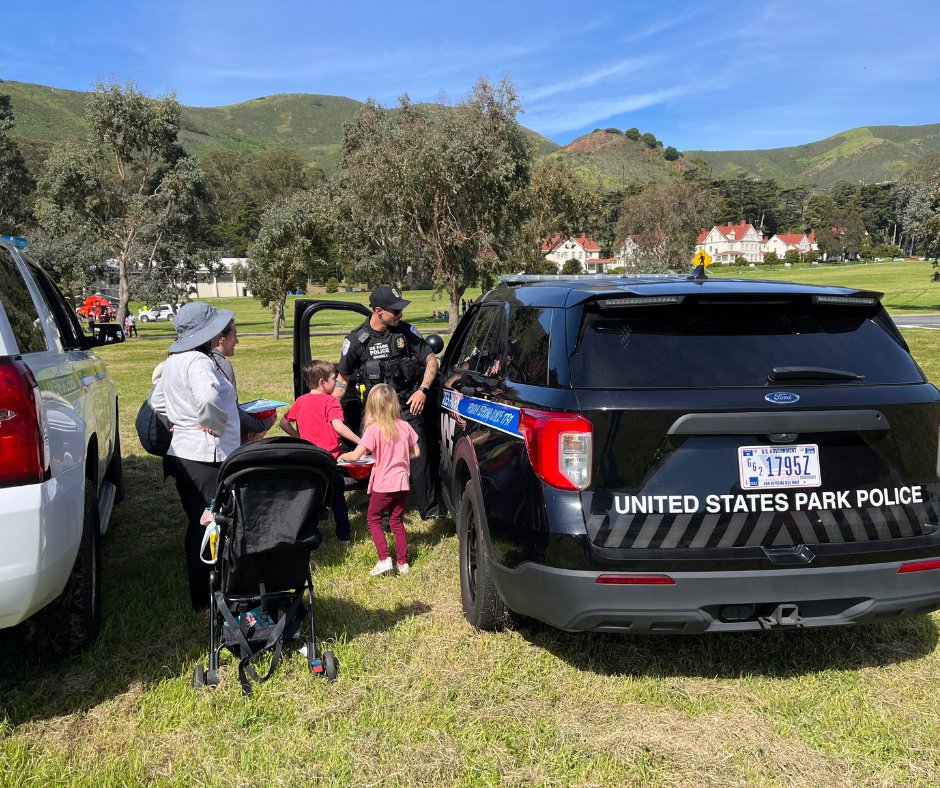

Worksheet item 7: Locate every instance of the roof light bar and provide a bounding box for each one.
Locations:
[0,235,29,249]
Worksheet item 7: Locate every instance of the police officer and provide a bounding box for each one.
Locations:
[335,286,441,518]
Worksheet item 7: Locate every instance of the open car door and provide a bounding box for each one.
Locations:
[292,298,372,436]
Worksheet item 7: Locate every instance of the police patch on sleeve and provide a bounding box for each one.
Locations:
[341,338,350,356]
[410,325,423,338]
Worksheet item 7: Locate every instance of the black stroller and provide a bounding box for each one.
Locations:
[192,437,338,694]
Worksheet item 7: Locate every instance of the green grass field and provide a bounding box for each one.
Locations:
[709,258,940,314]
[2,284,940,784]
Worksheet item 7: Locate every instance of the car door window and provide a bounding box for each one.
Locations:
[28,262,87,351]
[454,304,506,377]
[507,305,552,386]
[0,248,48,354]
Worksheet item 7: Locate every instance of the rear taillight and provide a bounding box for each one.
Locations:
[0,358,47,487]
[518,408,592,491]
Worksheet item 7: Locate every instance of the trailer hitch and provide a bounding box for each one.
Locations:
[758,603,803,629]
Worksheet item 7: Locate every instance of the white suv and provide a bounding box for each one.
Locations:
[0,236,124,656]
[138,304,175,322]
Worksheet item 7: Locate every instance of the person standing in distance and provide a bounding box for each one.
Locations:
[335,286,440,519]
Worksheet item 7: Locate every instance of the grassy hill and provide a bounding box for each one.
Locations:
[552,130,692,188]
[1,80,559,176]
[685,124,940,187]
[6,79,938,187]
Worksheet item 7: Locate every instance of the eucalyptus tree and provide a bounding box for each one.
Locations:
[896,155,940,260]
[247,188,334,339]
[0,94,35,233]
[340,77,533,330]
[617,178,720,272]
[34,80,211,322]
[509,157,602,272]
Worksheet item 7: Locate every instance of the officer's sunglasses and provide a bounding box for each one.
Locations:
[381,307,401,316]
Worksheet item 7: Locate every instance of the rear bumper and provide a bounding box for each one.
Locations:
[0,465,85,628]
[490,557,940,633]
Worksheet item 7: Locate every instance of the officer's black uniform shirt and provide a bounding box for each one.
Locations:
[337,318,431,395]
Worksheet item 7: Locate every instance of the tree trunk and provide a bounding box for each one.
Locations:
[448,274,465,332]
[273,300,283,341]
[117,256,130,325]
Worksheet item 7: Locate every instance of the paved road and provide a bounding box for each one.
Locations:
[891,314,940,330]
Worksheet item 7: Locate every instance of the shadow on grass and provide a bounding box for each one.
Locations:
[0,454,430,726]
[518,615,939,679]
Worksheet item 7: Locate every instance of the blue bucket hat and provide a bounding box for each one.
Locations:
[168,302,235,353]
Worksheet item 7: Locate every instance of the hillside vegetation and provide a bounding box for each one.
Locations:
[686,124,940,187]
[552,129,690,189]
[7,79,939,187]
[1,80,559,176]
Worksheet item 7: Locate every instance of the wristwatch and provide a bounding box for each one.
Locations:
[419,385,430,396]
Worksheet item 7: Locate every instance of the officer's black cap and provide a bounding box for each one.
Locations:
[369,286,411,312]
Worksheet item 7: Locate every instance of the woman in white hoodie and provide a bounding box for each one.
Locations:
[156,302,239,611]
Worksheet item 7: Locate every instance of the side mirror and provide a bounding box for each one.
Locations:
[426,334,444,354]
[88,323,126,346]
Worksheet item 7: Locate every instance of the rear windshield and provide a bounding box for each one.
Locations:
[570,302,924,388]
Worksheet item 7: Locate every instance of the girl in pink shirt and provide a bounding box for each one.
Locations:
[339,384,419,576]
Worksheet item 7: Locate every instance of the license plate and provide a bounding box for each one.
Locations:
[738,444,821,489]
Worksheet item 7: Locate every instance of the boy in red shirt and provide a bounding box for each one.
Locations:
[280,360,360,545]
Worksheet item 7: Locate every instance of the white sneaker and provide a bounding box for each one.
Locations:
[397,562,410,575]
[369,558,393,576]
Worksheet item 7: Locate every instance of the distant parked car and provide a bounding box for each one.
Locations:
[138,304,175,322]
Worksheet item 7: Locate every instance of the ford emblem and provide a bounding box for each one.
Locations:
[765,391,800,404]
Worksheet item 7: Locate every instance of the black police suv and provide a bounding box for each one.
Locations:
[438,274,940,633]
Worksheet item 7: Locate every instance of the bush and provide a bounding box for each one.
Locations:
[325,276,339,293]
[604,127,622,134]
[783,249,801,266]
[664,146,680,161]
[561,259,583,275]
[624,128,640,141]
[872,243,902,260]
[641,132,659,149]
[804,250,820,264]
[763,251,779,267]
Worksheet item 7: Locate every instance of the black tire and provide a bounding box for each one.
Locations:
[104,419,124,503]
[139,314,149,323]
[323,650,338,681]
[31,477,102,658]
[193,664,205,688]
[458,480,506,631]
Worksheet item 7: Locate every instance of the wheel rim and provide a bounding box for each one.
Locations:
[465,500,479,606]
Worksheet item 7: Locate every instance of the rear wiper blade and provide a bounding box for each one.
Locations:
[768,366,865,383]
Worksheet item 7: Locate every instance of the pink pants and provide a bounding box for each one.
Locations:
[367,489,409,563]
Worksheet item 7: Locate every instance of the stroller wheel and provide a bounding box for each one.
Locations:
[323,650,338,682]
[192,664,206,688]
[206,669,219,687]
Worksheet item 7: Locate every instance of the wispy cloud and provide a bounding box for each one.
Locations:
[524,57,655,101]
[525,87,686,135]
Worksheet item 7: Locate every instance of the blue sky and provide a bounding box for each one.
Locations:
[3,0,939,151]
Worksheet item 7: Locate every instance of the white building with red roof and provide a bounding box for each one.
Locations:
[764,231,817,258]
[541,234,602,270]
[695,223,765,264]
